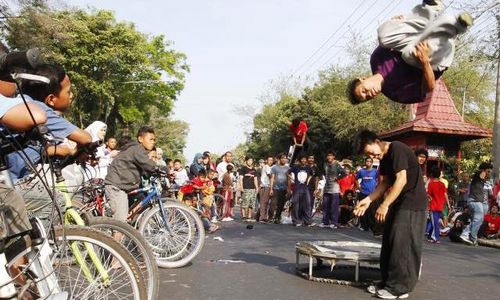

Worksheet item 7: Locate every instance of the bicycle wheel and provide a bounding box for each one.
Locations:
[138,200,205,268]
[86,216,159,300]
[53,226,147,299]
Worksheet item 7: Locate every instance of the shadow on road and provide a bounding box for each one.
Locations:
[230,252,288,267]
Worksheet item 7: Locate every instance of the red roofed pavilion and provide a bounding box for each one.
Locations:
[379,79,492,172]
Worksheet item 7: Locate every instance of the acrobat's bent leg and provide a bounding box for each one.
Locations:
[401,14,469,71]
[377,4,443,51]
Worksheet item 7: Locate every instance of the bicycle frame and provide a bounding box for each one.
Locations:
[127,176,172,232]
[56,180,111,286]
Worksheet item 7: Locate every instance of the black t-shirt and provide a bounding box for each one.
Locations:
[307,164,320,191]
[239,166,257,189]
[289,165,313,193]
[379,141,427,211]
[340,197,354,208]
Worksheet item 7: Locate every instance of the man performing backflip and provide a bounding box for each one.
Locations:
[354,130,427,299]
[348,0,473,105]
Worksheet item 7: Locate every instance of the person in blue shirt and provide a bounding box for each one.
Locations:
[288,153,314,227]
[0,80,48,240]
[7,64,92,180]
[356,157,379,231]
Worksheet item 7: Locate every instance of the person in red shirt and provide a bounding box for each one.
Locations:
[288,118,309,165]
[479,204,500,239]
[426,166,450,243]
[338,163,356,196]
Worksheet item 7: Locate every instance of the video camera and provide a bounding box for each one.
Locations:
[0,48,42,82]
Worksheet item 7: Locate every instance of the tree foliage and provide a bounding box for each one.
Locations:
[2,3,189,137]
[242,67,408,165]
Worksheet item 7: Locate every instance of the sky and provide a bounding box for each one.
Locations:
[67,0,420,160]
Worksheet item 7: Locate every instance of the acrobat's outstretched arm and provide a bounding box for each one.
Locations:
[414,40,436,94]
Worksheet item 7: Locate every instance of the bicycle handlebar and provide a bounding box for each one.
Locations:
[52,140,102,170]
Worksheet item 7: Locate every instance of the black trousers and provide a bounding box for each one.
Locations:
[270,189,288,221]
[359,193,384,235]
[380,208,426,295]
[291,191,312,225]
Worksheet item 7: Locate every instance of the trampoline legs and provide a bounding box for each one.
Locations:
[309,256,313,278]
[355,262,360,282]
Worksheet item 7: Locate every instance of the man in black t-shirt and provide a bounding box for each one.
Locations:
[354,130,427,299]
[238,156,258,221]
[288,153,314,226]
[307,154,320,216]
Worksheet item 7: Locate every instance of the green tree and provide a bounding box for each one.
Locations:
[242,65,407,164]
[2,4,189,136]
[153,115,189,161]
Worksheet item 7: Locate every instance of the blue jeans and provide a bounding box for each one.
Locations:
[425,211,442,241]
[469,201,488,242]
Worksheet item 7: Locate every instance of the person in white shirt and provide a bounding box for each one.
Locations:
[173,159,189,188]
[258,156,274,222]
[216,151,234,182]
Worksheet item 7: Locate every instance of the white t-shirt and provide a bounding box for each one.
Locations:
[174,168,189,186]
[260,165,272,187]
[217,161,234,181]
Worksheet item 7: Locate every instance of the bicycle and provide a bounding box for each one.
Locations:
[0,129,148,299]
[51,146,159,300]
[0,58,148,299]
[80,172,206,268]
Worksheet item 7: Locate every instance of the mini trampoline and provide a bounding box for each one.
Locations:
[295,241,381,286]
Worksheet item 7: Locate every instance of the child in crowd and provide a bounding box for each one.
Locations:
[426,166,450,243]
[221,164,235,221]
[205,169,219,223]
[348,0,472,105]
[339,190,355,227]
[189,169,219,232]
[479,204,500,240]
[338,163,356,196]
[173,159,189,193]
[104,126,165,222]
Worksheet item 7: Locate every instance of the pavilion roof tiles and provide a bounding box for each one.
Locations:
[380,80,492,140]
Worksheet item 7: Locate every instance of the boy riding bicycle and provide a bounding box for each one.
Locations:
[104,126,167,221]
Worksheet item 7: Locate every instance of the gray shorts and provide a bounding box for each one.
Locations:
[104,184,129,221]
[0,184,32,238]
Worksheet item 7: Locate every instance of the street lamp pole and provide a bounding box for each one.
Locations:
[492,14,500,180]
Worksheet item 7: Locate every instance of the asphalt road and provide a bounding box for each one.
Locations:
[158,219,500,300]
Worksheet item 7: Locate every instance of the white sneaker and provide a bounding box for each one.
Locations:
[221,217,233,222]
[367,285,378,295]
[318,223,327,228]
[459,235,473,245]
[376,289,409,299]
[211,217,219,224]
[329,224,338,229]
